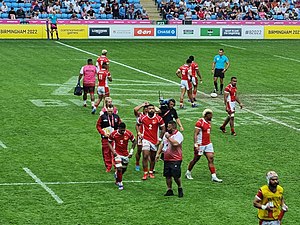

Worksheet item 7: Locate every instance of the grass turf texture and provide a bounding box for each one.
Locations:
[0,40,299,225]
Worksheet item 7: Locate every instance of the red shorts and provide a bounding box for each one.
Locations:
[83,84,95,94]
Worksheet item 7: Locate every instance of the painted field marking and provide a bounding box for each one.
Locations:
[23,167,64,204]
[273,55,300,63]
[0,180,142,186]
[55,41,300,132]
[0,140,7,149]
[219,43,247,50]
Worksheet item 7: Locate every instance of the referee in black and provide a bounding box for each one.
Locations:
[212,49,230,95]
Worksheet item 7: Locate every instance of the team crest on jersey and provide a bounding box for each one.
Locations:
[152,120,157,124]
[124,136,129,140]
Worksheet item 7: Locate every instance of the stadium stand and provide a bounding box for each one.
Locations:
[0,0,299,20]
[0,0,149,20]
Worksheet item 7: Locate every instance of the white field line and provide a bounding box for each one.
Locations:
[273,55,300,63]
[0,140,7,149]
[220,43,246,50]
[55,41,300,132]
[244,94,300,97]
[23,167,63,204]
[0,180,142,186]
[111,83,175,86]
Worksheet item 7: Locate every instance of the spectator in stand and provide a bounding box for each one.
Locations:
[127,4,135,19]
[16,7,26,19]
[112,1,119,19]
[243,11,253,20]
[289,8,298,20]
[70,12,78,19]
[53,2,61,14]
[119,4,127,19]
[39,2,48,14]
[67,3,74,14]
[184,8,192,20]
[8,7,17,19]
[63,0,71,9]
[105,3,112,15]
[196,7,205,20]
[73,2,80,14]
[258,8,267,20]
[87,6,96,19]
[134,8,142,19]
[81,8,88,19]
[84,2,91,12]
[142,9,149,19]
[99,3,105,14]
[1,2,9,14]
[32,11,39,19]
[216,7,224,20]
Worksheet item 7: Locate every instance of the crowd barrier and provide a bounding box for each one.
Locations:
[0,20,299,39]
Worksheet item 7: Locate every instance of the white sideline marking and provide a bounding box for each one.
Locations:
[0,141,7,149]
[111,83,175,86]
[55,41,300,132]
[244,94,300,97]
[273,55,300,63]
[23,167,64,204]
[0,180,142,186]
[220,43,246,50]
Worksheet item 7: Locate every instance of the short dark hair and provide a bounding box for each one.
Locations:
[219,49,224,52]
[118,122,126,129]
[143,105,149,109]
[231,76,237,80]
[148,104,154,108]
[186,58,193,64]
[168,120,177,128]
[169,98,176,106]
[189,55,194,61]
[87,59,93,64]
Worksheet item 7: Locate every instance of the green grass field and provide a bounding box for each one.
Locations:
[0,39,299,225]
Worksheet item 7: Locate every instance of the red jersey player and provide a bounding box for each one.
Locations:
[189,55,203,101]
[108,122,136,190]
[185,109,222,182]
[133,102,149,171]
[176,58,197,108]
[95,63,112,110]
[137,104,165,180]
[96,49,110,70]
[220,76,243,136]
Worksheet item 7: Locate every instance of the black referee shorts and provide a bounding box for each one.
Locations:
[214,69,224,78]
[163,161,182,178]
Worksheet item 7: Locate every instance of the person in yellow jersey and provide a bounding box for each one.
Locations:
[253,171,288,225]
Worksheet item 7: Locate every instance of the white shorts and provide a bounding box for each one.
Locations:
[180,80,192,91]
[97,86,109,96]
[137,136,143,146]
[260,220,280,225]
[226,101,236,117]
[191,77,198,86]
[142,139,157,151]
[114,155,129,168]
[195,143,214,156]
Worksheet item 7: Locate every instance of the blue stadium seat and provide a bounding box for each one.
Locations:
[6,3,12,7]
[61,8,67,13]
[18,3,25,8]
[62,13,68,19]
[67,13,72,18]
[106,13,113,19]
[179,14,184,20]
[41,14,48,19]
[12,2,18,8]
[25,3,31,8]
[56,14,62,18]
[91,3,97,8]
[211,14,217,20]
[273,14,278,20]
[192,14,198,20]
[96,3,101,8]
[277,14,284,20]
[76,13,81,18]
[100,13,107,19]
[134,0,140,4]
[128,0,134,3]
[10,0,17,2]
[1,13,8,19]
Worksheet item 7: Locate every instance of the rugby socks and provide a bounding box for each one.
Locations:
[193,89,197,98]
[209,166,216,174]
[231,128,235,133]
[214,81,218,91]
[83,100,87,105]
[116,170,122,183]
[91,101,95,107]
[220,84,224,93]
